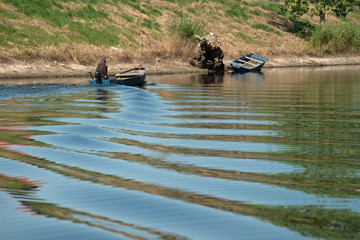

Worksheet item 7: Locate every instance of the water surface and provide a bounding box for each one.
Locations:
[1,66,360,240]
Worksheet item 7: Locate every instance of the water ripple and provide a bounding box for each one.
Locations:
[2,69,360,239]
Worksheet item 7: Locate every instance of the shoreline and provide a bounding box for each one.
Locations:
[1,56,360,79]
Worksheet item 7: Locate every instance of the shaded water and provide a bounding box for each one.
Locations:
[1,66,360,240]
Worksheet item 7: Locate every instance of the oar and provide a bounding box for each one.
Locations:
[88,72,94,80]
[116,66,145,76]
[117,67,137,75]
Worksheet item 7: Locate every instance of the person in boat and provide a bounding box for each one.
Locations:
[95,58,108,82]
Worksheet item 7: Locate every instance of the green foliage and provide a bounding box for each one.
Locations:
[308,22,360,54]
[332,0,360,18]
[251,23,283,36]
[168,16,207,41]
[284,0,309,17]
[284,0,360,23]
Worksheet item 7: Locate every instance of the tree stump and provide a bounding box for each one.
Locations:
[189,33,225,72]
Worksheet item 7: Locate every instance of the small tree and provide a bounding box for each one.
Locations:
[284,0,360,24]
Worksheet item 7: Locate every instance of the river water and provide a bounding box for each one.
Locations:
[1,66,360,240]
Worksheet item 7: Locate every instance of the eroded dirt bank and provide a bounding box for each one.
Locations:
[1,56,360,79]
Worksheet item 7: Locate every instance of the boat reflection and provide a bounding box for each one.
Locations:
[230,71,265,81]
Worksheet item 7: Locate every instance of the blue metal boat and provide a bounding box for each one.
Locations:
[89,67,146,87]
[230,54,266,73]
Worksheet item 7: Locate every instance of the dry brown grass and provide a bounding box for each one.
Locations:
[20,44,136,65]
[0,51,16,63]
[18,36,196,65]
[57,1,85,11]
[16,37,195,65]
[139,36,197,62]
[0,1,21,15]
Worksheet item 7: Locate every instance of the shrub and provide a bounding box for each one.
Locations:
[308,23,360,54]
[168,16,207,41]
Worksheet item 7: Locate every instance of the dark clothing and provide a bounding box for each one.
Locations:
[95,62,108,79]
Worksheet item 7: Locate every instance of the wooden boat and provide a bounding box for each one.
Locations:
[89,67,146,86]
[230,54,266,73]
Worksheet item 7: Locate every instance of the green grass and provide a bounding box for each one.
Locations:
[68,22,119,46]
[120,29,138,48]
[0,22,66,49]
[249,9,263,17]
[1,0,110,28]
[0,24,27,48]
[144,5,162,17]
[68,4,108,20]
[309,22,360,54]
[233,31,264,46]
[245,1,286,16]
[0,8,21,19]
[187,7,196,14]
[139,18,161,30]
[122,14,135,22]
[164,0,199,3]
[223,1,249,21]
[2,0,70,27]
[252,23,283,36]
[351,9,360,20]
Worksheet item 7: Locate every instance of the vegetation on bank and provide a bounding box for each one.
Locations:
[309,22,360,54]
[0,0,359,64]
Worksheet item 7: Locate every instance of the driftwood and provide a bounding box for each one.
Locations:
[189,33,224,72]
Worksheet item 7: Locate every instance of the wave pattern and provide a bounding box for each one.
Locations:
[1,68,360,240]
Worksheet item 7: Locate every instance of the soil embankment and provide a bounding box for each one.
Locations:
[1,56,360,80]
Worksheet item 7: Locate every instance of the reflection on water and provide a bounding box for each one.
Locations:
[230,71,265,82]
[1,66,360,240]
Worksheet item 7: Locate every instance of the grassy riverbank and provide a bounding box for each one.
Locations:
[1,0,360,75]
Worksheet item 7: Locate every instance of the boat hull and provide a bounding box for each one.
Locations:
[230,54,266,73]
[89,69,146,87]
